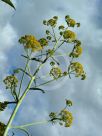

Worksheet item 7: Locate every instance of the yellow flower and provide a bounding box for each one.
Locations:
[68,18,76,27]
[65,15,76,27]
[50,67,62,79]
[70,62,86,78]
[19,35,42,52]
[69,44,83,58]
[47,19,57,27]
[63,30,76,40]
[3,75,18,89]
[60,109,73,127]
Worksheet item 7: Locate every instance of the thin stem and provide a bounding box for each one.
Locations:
[52,27,57,42]
[36,79,55,87]
[54,41,64,51]
[18,68,32,78]
[36,75,64,88]
[18,57,30,98]
[51,57,60,65]
[11,120,49,129]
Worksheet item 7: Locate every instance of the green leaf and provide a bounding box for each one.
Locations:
[30,87,45,93]
[1,0,15,9]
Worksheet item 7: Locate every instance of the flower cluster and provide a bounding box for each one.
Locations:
[38,38,48,47]
[70,62,86,80]
[60,109,73,127]
[69,44,82,58]
[50,67,62,79]
[65,15,80,27]
[49,109,73,127]
[63,30,76,41]
[43,16,58,27]
[3,75,18,89]
[65,15,76,27]
[0,122,6,135]
[0,101,8,112]
[19,35,42,52]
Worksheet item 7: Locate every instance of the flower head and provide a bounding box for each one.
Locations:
[60,109,73,127]
[50,67,62,79]
[39,38,48,47]
[3,75,18,89]
[47,19,57,27]
[70,62,86,79]
[69,44,82,58]
[19,35,42,52]
[65,15,77,27]
[63,30,76,40]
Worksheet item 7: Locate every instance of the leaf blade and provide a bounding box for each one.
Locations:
[1,0,15,9]
[30,87,45,93]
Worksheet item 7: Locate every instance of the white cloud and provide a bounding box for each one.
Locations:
[0,0,102,136]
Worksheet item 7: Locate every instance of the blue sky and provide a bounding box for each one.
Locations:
[0,0,102,136]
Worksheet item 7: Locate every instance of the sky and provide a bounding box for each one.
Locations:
[0,0,102,136]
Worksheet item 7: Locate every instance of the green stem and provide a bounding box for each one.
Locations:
[11,120,49,129]
[36,75,64,88]
[4,76,35,136]
[52,27,57,42]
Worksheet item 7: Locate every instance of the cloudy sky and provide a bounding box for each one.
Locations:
[0,0,102,136]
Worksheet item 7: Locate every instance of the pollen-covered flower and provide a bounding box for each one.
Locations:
[39,38,48,47]
[60,109,73,127]
[63,30,76,40]
[0,122,6,135]
[69,44,83,58]
[47,17,57,27]
[3,75,18,89]
[68,18,76,27]
[50,67,62,79]
[65,15,77,27]
[70,62,86,79]
[19,35,42,52]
